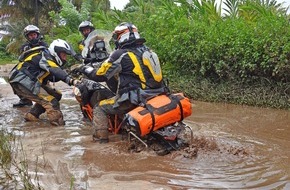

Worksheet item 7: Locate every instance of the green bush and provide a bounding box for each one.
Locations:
[142,9,290,83]
[0,42,16,64]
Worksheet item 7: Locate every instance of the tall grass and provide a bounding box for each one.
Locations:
[0,129,43,190]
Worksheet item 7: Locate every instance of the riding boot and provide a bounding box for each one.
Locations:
[23,100,46,122]
[13,98,33,107]
[30,103,46,118]
[92,106,109,143]
[24,112,39,121]
[41,98,65,126]
[45,108,65,126]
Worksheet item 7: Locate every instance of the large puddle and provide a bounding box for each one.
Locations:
[0,77,289,189]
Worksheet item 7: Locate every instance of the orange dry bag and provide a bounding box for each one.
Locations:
[125,93,192,137]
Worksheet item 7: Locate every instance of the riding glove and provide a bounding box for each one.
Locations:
[80,65,95,76]
[74,54,83,62]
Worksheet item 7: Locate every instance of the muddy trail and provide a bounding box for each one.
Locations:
[0,77,290,189]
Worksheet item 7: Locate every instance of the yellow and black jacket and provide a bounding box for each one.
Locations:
[20,41,48,54]
[85,44,167,107]
[9,47,73,95]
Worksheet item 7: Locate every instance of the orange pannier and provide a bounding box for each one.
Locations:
[125,93,192,137]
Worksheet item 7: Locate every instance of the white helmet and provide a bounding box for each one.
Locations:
[48,39,72,66]
[112,22,140,48]
[78,21,95,37]
[23,25,40,44]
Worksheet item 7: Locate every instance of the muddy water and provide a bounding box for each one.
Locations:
[0,77,289,190]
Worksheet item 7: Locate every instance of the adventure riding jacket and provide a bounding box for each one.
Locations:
[84,44,166,107]
[86,45,164,94]
[9,47,74,95]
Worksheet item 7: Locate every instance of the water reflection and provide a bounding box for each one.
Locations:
[173,102,290,189]
[0,77,6,84]
[64,145,85,158]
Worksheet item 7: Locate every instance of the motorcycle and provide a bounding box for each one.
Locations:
[70,31,193,155]
[70,29,117,120]
[81,29,113,66]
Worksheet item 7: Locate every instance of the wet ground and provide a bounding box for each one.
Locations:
[0,76,290,190]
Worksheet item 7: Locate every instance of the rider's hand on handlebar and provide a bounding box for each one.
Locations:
[67,78,81,86]
[74,54,83,62]
[73,79,81,86]
[84,57,104,64]
[80,65,95,76]
[84,58,93,64]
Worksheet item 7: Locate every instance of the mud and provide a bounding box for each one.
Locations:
[0,75,290,189]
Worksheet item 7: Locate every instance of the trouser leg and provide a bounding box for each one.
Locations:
[92,106,109,143]
[39,86,64,126]
[92,96,136,143]
[90,89,115,108]
[42,83,62,101]
[11,83,64,126]
[10,83,33,107]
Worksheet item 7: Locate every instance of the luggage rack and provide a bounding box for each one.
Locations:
[127,121,194,149]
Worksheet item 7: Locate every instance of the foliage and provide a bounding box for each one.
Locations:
[50,0,82,33]
[0,129,43,189]
[167,72,290,109]
[150,15,290,82]
[0,0,60,24]
[0,41,16,63]
[112,0,290,83]
[0,0,61,55]
[47,0,111,52]
[0,130,13,167]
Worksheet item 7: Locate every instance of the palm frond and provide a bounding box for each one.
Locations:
[223,0,239,18]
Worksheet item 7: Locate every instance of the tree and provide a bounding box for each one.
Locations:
[0,0,61,54]
[0,0,60,24]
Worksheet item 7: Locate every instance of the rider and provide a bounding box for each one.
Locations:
[9,39,80,126]
[78,21,95,63]
[13,25,48,107]
[20,25,48,53]
[80,22,167,143]
[78,21,95,52]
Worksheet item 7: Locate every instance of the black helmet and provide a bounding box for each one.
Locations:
[112,22,141,48]
[48,39,72,67]
[23,25,41,45]
[78,21,95,37]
